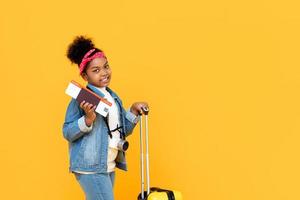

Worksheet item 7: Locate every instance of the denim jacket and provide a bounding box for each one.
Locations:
[62,83,140,173]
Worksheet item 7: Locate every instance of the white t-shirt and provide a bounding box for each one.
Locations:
[97,86,121,173]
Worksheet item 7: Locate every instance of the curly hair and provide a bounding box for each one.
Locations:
[66,35,103,66]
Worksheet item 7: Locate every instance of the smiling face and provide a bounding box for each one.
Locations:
[81,57,112,88]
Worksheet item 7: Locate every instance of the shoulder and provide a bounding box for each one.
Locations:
[107,87,123,103]
[67,97,79,107]
[66,98,83,114]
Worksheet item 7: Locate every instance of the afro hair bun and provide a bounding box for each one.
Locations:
[66,35,100,65]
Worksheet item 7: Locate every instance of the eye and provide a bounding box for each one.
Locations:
[105,64,110,69]
[93,69,100,73]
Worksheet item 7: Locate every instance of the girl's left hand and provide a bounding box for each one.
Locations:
[130,102,149,116]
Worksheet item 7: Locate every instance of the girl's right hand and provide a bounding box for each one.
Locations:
[80,101,97,126]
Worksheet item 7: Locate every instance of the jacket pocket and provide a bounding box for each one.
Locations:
[81,130,99,165]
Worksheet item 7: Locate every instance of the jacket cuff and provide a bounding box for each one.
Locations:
[78,116,93,132]
[126,109,140,124]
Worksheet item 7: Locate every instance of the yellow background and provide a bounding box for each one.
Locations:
[1,0,300,199]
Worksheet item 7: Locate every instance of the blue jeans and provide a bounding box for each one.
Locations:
[74,172,116,200]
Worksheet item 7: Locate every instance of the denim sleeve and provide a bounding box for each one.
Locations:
[62,98,93,142]
[122,107,140,137]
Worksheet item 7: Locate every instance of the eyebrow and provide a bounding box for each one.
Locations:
[91,61,108,69]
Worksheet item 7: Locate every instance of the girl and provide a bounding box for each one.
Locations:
[63,35,149,200]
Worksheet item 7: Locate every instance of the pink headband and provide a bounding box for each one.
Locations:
[79,49,106,74]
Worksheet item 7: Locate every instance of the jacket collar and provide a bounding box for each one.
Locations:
[86,83,119,100]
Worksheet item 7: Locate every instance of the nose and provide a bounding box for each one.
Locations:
[101,72,108,76]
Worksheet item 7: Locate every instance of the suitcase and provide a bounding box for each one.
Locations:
[137,107,183,200]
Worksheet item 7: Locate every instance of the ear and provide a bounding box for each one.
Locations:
[81,72,88,81]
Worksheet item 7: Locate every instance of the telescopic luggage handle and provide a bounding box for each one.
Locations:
[139,107,150,200]
[141,107,149,115]
[137,107,183,200]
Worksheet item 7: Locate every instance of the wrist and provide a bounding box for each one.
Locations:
[130,107,139,116]
[85,116,94,127]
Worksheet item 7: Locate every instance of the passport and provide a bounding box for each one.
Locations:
[65,80,112,117]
